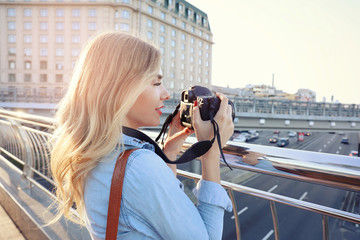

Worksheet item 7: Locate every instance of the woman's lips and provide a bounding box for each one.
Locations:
[156,105,164,115]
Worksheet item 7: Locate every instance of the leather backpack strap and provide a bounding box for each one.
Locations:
[105,148,138,240]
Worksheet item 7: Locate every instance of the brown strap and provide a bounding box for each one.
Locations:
[105,148,138,240]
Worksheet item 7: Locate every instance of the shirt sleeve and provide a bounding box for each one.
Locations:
[122,149,233,240]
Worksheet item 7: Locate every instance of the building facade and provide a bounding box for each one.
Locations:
[0,0,213,102]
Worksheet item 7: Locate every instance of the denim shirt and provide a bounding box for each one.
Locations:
[84,134,233,240]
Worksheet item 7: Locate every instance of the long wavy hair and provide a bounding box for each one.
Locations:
[50,31,161,224]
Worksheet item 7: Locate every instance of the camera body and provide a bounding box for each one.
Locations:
[180,86,235,128]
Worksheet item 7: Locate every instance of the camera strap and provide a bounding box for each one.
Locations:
[123,125,213,164]
[144,104,232,170]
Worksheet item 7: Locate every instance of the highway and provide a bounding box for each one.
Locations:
[220,131,360,240]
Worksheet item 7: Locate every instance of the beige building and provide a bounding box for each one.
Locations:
[0,0,213,102]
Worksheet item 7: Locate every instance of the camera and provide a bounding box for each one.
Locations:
[180,86,235,128]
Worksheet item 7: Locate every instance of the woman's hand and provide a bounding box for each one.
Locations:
[193,93,234,148]
[192,93,234,183]
[163,112,194,174]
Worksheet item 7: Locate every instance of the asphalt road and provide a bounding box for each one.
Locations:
[221,131,360,240]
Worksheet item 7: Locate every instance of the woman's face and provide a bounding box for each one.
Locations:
[124,70,170,129]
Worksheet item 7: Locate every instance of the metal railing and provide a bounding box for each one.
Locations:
[2,87,360,118]
[0,108,359,240]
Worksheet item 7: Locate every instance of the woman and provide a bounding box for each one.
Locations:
[51,31,234,239]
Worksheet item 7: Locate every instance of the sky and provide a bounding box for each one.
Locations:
[186,0,360,104]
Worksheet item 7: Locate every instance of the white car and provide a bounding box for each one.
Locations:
[288,131,297,137]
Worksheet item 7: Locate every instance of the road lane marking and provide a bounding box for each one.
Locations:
[262,230,274,240]
[231,206,248,220]
[268,185,278,193]
[299,192,308,201]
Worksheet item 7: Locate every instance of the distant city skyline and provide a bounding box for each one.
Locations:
[188,0,360,104]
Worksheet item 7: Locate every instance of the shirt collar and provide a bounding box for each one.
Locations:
[121,134,155,152]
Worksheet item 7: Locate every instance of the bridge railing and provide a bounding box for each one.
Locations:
[2,87,360,118]
[0,108,359,240]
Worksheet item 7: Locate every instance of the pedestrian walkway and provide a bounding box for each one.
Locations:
[0,204,25,240]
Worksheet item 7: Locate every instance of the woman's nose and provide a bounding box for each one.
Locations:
[161,87,170,100]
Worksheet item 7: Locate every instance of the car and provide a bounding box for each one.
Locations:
[288,131,297,137]
[269,136,279,143]
[304,132,311,136]
[349,150,359,157]
[273,130,280,134]
[341,137,349,144]
[277,138,289,147]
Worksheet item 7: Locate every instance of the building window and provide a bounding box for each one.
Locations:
[24,22,32,30]
[40,22,48,30]
[7,8,16,17]
[182,22,186,29]
[40,9,48,17]
[24,74,31,82]
[181,34,186,40]
[72,48,80,56]
[8,22,16,30]
[8,35,16,43]
[72,22,80,30]
[24,48,32,56]
[56,62,63,70]
[56,35,64,43]
[160,36,165,44]
[147,31,153,40]
[72,9,80,17]
[148,6,153,14]
[24,8,32,17]
[72,36,80,43]
[88,22,96,30]
[25,61,31,69]
[56,9,64,17]
[40,61,47,69]
[171,29,176,37]
[40,35,48,43]
[24,35,32,43]
[172,17,176,25]
[56,74,63,82]
[147,19,153,28]
[171,40,176,47]
[8,48,16,56]
[171,50,175,58]
[161,12,165,20]
[121,10,130,18]
[88,9,96,17]
[56,48,64,56]
[56,22,63,30]
[9,61,16,69]
[40,74,47,82]
[9,74,16,82]
[191,26,195,33]
[181,43,185,50]
[160,25,165,33]
[120,23,130,32]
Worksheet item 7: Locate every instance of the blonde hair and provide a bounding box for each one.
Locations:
[50,31,161,224]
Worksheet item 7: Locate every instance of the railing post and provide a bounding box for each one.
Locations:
[8,119,34,187]
[270,201,280,240]
[228,189,241,240]
[322,215,329,240]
